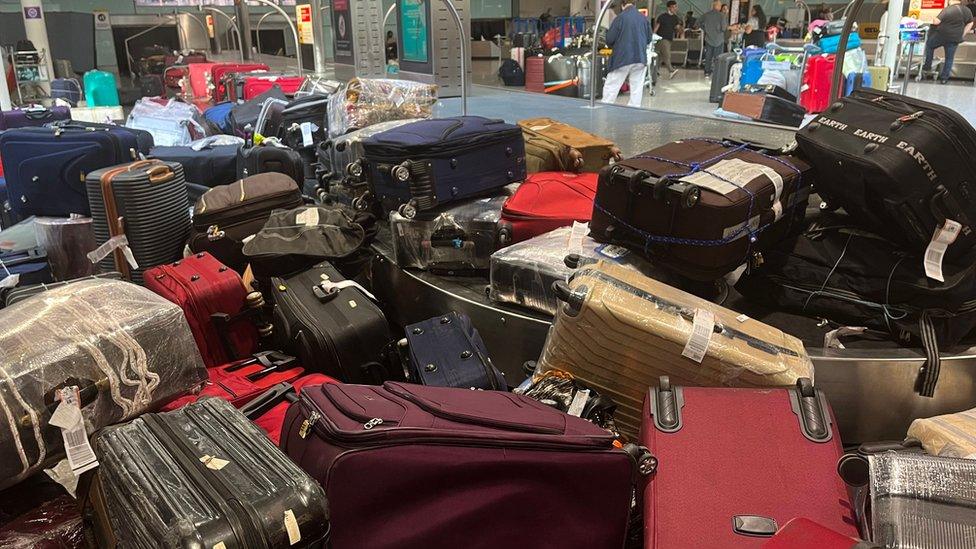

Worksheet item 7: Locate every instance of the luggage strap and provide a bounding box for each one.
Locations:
[917,312,941,398]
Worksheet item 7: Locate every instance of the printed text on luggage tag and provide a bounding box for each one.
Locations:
[300,122,314,148]
[49,387,99,476]
[681,309,714,364]
[924,219,961,283]
[284,509,302,545]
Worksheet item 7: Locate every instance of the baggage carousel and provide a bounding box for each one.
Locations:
[367,86,976,444]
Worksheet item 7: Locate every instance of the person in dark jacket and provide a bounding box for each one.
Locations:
[602,0,653,107]
[923,0,974,83]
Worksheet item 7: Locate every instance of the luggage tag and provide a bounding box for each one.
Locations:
[924,219,962,283]
[300,122,314,148]
[87,235,139,270]
[681,309,715,363]
[49,386,99,477]
[0,259,19,289]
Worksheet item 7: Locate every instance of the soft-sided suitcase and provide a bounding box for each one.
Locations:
[797,88,976,259]
[0,278,207,490]
[85,398,330,548]
[721,91,807,127]
[51,78,82,106]
[538,261,815,437]
[203,101,235,134]
[640,378,857,548]
[398,311,507,390]
[710,52,739,103]
[143,252,261,367]
[86,160,190,283]
[187,62,217,101]
[271,262,395,383]
[518,117,620,173]
[280,381,643,549]
[317,118,424,186]
[244,75,305,100]
[799,54,835,113]
[762,518,870,549]
[498,59,525,86]
[150,143,240,187]
[228,87,288,136]
[0,246,52,291]
[188,173,304,273]
[501,172,597,243]
[363,116,526,218]
[243,374,339,445]
[210,62,271,101]
[0,106,70,130]
[237,142,304,185]
[161,351,305,411]
[589,138,813,281]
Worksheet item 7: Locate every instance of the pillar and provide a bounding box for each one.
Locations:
[0,52,11,110]
[310,0,330,75]
[881,0,904,73]
[234,0,254,59]
[19,0,55,95]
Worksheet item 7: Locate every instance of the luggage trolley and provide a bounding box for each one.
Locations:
[761,43,816,101]
[893,22,930,93]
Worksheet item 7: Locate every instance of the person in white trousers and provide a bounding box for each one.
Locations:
[601,1,652,108]
[601,63,648,107]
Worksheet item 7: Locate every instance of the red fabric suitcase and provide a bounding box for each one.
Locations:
[640,377,857,548]
[143,252,260,367]
[161,351,305,411]
[210,63,270,102]
[763,518,870,548]
[501,171,597,243]
[187,62,217,102]
[243,76,305,100]
[243,374,338,445]
[799,54,835,114]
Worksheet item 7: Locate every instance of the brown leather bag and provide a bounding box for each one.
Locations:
[519,117,621,173]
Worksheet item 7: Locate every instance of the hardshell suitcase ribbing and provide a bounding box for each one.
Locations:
[149,143,240,187]
[280,381,641,549]
[589,138,813,281]
[501,172,598,243]
[640,378,858,548]
[518,117,621,173]
[398,312,507,390]
[538,261,815,438]
[85,398,330,548]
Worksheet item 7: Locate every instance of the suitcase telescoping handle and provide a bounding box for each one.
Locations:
[239,382,298,420]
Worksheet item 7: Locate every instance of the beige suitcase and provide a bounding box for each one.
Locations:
[518,117,621,173]
[907,407,976,459]
[537,260,815,438]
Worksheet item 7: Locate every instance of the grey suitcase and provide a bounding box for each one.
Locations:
[710,52,739,103]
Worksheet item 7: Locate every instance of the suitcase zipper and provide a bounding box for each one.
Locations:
[275,282,344,376]
[366,129,522,161]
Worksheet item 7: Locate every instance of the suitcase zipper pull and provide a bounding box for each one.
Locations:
[299,410,321,439]
[898,111,923,123]
[363,418,384,430]
[206,225,225,241]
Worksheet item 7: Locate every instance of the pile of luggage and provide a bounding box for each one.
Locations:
[0,67,974,548]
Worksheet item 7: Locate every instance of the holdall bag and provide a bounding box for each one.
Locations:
[589,138,813,281]
[244,75,306,100]
[280,381,647,549]
[210,62,271,102]
[161,351,305,411]
[85,398,330,548]
[3,272,122,307]
[640,377,858,548]
[237,141,304,185]
[243,374,339,445]
[228,87,289,136]
[150,143,240,187]
[906,406,976,458]
[397,311,507,390]
[0,278,207,491]
[143,252,262,367]
[721,91,807,127]
[0,106,70,130]
[498,59,526,86]
[518,117,621,173]
[502,171,598,243]
[203,101,235,133]
[522,129,576,173]
[362,116,526,218]
[188,173,304,273]
[317,118,424,189]
[762,518,872,549]
[796,88,976,258]
[537,261,815,438]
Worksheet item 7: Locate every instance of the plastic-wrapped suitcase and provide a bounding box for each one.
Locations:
[397,312,507,390]
[280,381,642,549]
[363,116,526,218]
[640,378,857,548]
[518,118,620,173]
[0,106,70,130]
[3,272,122,307]
[187,62,217,101]
[244,75,306,100]
[762,518,873,548]
[501,172,597,243]
[0,278,207,491]
[318,118,424,185]
[210,62,271,102]
[327,78,437,137]
[721,91,807,127]
[86,160,190,283]
[537,261,816,437]
[149,143,240,187]
[589,138,813,281]
[237,142,304,185]
[710,52,740,102]
[85,398,330,548]
[161,351,305,411]
[907,406,976,458]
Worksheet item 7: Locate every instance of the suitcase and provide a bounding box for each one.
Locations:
[762,518,870,549]
[317,118,424,186]
[281,381,643,549]
[0,106,71,130]
[82,69,120,107]
[501,172,597,243]
[589,138,813,281]
[149,143,240,187]
[244,75,306,100]
[518,117,620,173]
[271,262,395,383]
[640,377,857,548]
[525,55,546,93]
[138,74,164,98]
[0,278,207,490]
[577,53,608,100]
[125,97,207,147]
[738,47,767,88]
[237,142,304,185]
[797,88,976,258]
[363,116,526,218]
[187,62,217,101]
[327,78,437,138]
[86,160,190,283]
[228,87,288,136]
[243,374,338,445]
[867,64,890,91]
[498,59,525,86]
[390,192,513,272]
[210,62,271,102]
[0,246,51,291]
[543,55,579,97]
[517,368,622,435]
[51,78,83,106]
[397,311,507,390]
[143,252,261,367]
[907,406,976,458]
[721,91,807,127]
[0,494,83,548]
[0,123,151,218]
[188,173,304,273]
[799,54,835,113]
[203,101,235,134]
[3,272,122,307]
[161,351,305,411]
[279,93,331,150]
[32,215,96,281]
[221,70,283,103]
[85,398,330,548]
[537,261,816,437]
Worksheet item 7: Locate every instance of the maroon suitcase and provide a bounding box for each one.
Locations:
[590,138,813,281]
[281,381,644,549]
[142,252,263,367]
[640,377,858,548]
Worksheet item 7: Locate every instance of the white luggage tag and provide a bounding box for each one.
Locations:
[87,235,139,269]
[0,258,19,289]
[49,386,99,476]
[300,122,314,148]
[681,308,715,364]
[924,219,962,283]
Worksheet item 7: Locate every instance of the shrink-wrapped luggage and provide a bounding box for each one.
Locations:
[327,78,437,137]
[907,407,976,458]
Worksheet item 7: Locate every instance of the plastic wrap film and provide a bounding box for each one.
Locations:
[323,118,425,181]
[33,217,95,281]
[869,452,976,548]
[125,98,208,146]
[0,279,207,490]
[907,407,976,459]
[489,224,661,316]
[327,78,437,137]
[536,260,815,438]
[0,495,83,548]
[515,369,621,439]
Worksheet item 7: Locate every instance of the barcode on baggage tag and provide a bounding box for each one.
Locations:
[681,309,714,363]
[924,219,962,282]
[53,388,99,475]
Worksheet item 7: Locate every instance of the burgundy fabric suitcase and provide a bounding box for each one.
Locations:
[282,381,642,549]
[640,377,857,548]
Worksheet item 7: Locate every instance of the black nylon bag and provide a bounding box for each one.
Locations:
[237,143,305,186]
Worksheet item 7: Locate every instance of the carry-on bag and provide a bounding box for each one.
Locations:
[244,75,306,100]
[0,246,52,292]
[203,101,235,133]
[796,88,976,258]
[501,171,597,243]
[0,106,70,130]
[327,78,437,137]
[640,377,857,548]
[317,118,424,185]
[243,374,338,445]
[279,93,331,149]
[188,173,304,273]
[518,117,621,173]
[498,59,525,86]
[396,311,507,390]
[210,62,271,102]
[237,141,304,185]
[51,78,83,106]
[85,398,330,548]
[543,55,579,97]
[589,138,813,281]
[271,262,395,383]
[0,278,207,490]
[86,160,190,283]
[710,52,740,103]
[906,406,976,458]
[161,351,305,411]
[722,91,806,126]
[280,381,645,549]
[762,518,871,549]
[362,116,526,218]
[228,87,288,136]
[150,143,240,187]
[525,55,546,93]
[537,260,815,437]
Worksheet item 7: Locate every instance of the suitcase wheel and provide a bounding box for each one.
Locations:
[681,185,701,209]
[352,195,371,211]
[346,160,364,179]
[398,202,418,219]
[391,162,412,183]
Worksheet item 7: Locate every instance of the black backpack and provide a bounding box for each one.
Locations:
[498,59,525,86]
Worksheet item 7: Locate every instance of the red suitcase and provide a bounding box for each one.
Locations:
[243,76,305,100]
[799,54,835,114]
[763,518,870,548]
[161,351,305,411]
[242,374,339,445]
[525,56,546,93]
[501,171,598,243]
[187,62,217,102]
[143,252,261,367]
[640,377,857,548]
[210,63,270,102]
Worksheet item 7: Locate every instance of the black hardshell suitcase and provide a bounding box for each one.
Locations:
[709,52,739,103]
[238,143,305,186]
[149,144,240,187]
[271,262,396,384]
[85,397,330,548]
[280,93,331,147]
[796,88,976,256]
[543,55,579,97]
[397,311,507,390]
[229,86,288,135]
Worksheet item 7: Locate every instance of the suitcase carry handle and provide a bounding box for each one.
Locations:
[23,108,55,120]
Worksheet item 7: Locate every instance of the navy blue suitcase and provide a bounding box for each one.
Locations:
[0,247,52,292]
[397,311,507,390]
[0,124,153,217]
[150,144,240,187]
[49,121,155,155]
[362,116,526,218]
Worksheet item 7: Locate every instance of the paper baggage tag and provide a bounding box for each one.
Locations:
[681,158,782,200]
[87,235,139,269]
[567,221,587,255]
[0,273,19,289]
[924,219,962,283]
[681,309,715,364]
[567,389,590,417]
[49,387,99,476]
[284,509,301,545]
[300,122,314,148]
[295,207,319,227]
[199,455,230,470]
